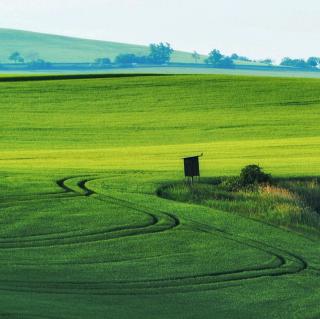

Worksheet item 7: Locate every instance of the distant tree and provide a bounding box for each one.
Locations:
[280,57,292,66]
[260,59,273,65]
[280,57,310,68]
[220,56,234,67]
[192,51,201,63]
[205,49,223,64]
[148,42,174,64]
[205,49,234,68]
[114,43,173,66]
[95,57,112,66]
[9,51,24,63]
[231,53,239,60]
[230,53,251,62]
[307,57,320,68]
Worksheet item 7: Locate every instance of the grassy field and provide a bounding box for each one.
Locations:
[0,28,206,63]
[0,74,320,318]
[159,177,320,235]
[3,65,320,80]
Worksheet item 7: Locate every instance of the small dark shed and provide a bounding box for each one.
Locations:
[183,154,203,181]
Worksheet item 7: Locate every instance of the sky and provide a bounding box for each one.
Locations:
[1,0,320,61]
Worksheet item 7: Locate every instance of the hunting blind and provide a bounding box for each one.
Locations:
[183,154,203,182]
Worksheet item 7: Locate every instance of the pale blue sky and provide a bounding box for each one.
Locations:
[1,0,320,60]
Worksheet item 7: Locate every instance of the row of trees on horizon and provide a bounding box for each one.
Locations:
[97,48,320,69]
[6,51,52,68]
[4,43,320,70]
[3,43,174,68]
[95,46,272,68]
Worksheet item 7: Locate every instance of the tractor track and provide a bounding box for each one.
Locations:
[0,176,179,249]
[0,174,311,295]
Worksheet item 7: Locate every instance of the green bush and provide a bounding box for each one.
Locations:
[239,164,272,187]
[220,165,272,192]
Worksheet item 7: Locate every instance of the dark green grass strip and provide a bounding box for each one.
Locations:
[0,73,169,83]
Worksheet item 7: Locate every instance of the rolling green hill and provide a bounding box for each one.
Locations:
[0,28,205,63]
[0,74,319,318]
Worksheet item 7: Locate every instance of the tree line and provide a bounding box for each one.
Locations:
[4,43,174,68]
[280,57,320,69]
[111,42,174,65]
[4,45,320,70]
[96,47,236,67]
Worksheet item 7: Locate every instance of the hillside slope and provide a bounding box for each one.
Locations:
[0,75,319,318]
[0,28,204,63]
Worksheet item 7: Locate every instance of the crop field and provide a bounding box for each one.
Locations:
[0,74,320,318]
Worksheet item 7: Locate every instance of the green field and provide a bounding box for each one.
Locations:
[0,28,206,63]
[1,74,320,318]
[3,66,320,81]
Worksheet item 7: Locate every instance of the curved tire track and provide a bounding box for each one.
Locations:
[0,174,310,295]
[0,176,179,249]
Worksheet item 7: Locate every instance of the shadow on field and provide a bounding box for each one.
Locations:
[0,73,170,83]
